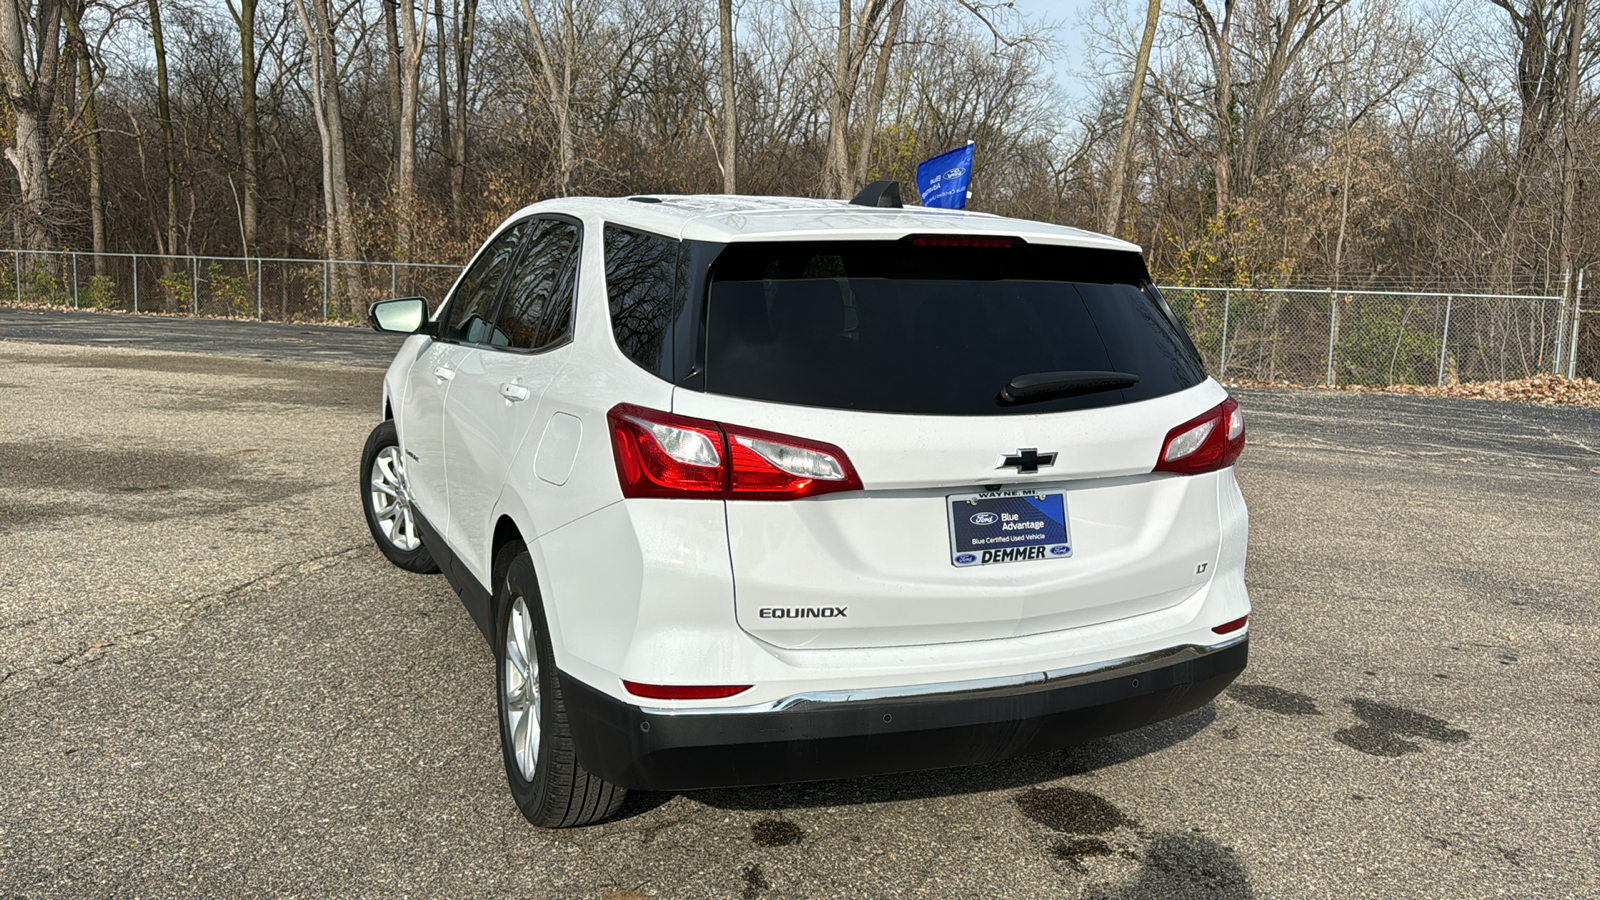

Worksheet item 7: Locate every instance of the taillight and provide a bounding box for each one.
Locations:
[607,404,863,500]
[726,427,862,500]
[1154,396,1245,475]
[607,404,727,498]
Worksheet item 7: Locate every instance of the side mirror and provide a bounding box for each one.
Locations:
[369,297,433,335]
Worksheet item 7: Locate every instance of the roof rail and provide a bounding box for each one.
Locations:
[849,180,903,209]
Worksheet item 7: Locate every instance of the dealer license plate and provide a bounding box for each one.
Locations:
[947,489,1072,567]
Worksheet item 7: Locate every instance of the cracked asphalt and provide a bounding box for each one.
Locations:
[2,310,1598,898]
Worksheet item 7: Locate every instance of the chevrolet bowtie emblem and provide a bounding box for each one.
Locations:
[999,448,1057,474]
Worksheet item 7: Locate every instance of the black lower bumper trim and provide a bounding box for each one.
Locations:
[561,638,1247,791]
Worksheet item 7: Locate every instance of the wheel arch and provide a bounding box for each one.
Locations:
[491,514,527,600]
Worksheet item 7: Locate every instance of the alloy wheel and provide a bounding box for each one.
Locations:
[502,595,542,781]
[369,445,421,551]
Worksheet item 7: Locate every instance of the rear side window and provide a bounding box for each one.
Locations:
[496,218,580,350]
[603,225,681,378]
[702,241,1205,416]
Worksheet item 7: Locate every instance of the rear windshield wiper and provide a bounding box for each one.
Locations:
[997,371,1140,405]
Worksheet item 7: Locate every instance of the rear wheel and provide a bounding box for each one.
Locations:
[360,420,439,573]
[496,545,627,827]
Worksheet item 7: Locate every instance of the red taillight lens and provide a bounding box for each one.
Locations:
[726,426,863,500]
[607,403,727,498]
[1212,615,1248,635]
[607,405,864,501]
[623,681,753,700]
[1153,396,1245,475]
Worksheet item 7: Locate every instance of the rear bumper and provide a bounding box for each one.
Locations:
[561,635,1247,791]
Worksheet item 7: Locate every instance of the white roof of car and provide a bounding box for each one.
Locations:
[512,194,1141,253]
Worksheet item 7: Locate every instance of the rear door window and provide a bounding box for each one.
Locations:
[443,222,527,346]
[495,218,580,351]
[702,240,1205,415]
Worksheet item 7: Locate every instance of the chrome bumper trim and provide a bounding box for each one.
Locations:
[638,631,1247,717]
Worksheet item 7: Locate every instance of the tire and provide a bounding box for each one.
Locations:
[360,419,440,574]
[495,545,627,827]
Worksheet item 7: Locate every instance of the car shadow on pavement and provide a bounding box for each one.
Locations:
[624,703,1217,817]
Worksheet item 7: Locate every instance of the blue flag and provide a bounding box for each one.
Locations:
[916,143,974,210]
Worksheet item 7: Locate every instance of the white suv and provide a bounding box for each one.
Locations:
[361,189,1250,827]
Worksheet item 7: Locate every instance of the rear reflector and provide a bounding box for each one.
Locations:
[1212,615,1248,635]
[1154,396,1245,475]
[623,681,753,700]
[608,404,863,500]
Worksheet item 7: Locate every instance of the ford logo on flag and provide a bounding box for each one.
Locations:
[943,166,965,181]
[970,512,999,526]
[955,553,977,564]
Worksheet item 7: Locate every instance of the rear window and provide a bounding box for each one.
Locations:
[702,240,1206,415]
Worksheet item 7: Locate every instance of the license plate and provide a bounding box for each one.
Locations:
[947,489,1072,567]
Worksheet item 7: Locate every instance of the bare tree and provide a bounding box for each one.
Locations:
[382,0,401,160]
[292,0,361,299]
[1103,0,1160,236]
[518,0,599,196]
[224,0,260,256]
[717,0,736,192]
[395,0,427,261]
[1557,0,1586,322]
[145,0,179,256]
[822,0,899,199]
[453,0,478,227]
[1184,0,1234,216]
[850,0,905,189]
[0,0,62,255]
[63,0,103,267]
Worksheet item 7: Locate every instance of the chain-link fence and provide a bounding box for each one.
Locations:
[1161,287,1585,385]
[0,248,459,323]
[2,249,1589,384]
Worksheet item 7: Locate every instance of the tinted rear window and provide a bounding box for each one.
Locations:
[702,241,1205,415]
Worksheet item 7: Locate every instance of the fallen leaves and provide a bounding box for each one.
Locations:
[1231,374,1600,407]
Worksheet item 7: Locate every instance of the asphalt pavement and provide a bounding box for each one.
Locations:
[1,309,1597,898]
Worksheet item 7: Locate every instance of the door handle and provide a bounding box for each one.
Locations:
[500,382,531,402]
[433,365,456,382]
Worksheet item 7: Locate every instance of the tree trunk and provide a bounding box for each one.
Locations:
[452,0,477,230]
[435,0,454,224]
[383,0,402,165]
[1,0,63,260]
[519,0,580,196]
[851,0,905,190]
[64,0,104,272]
[293,0,362,306]
[396,0,426,264]
[236,0,259,256]
[147,0,178,258]
[1103,0,1160,237]
[1559,0,1586,335]
[718,0,736,193]
[1187,0,1234,219]
[1211,14,1231,218]
[824,0,854,199]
